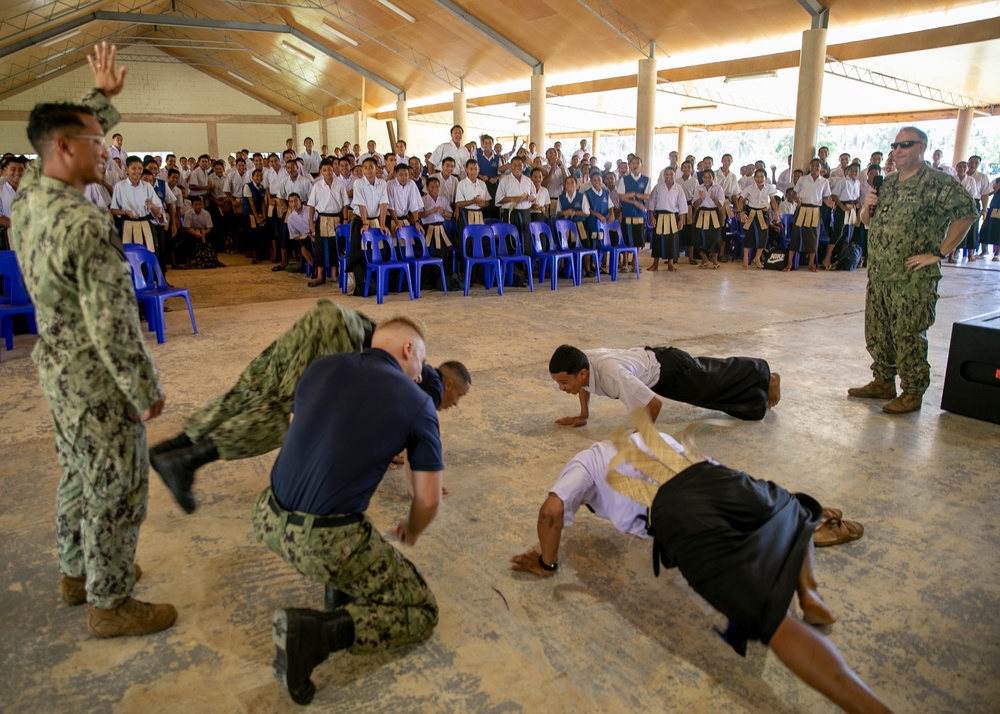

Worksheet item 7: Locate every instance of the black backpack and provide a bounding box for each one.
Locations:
[835,242,862,271]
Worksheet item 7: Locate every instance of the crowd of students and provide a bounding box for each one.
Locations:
[2,127,998,287]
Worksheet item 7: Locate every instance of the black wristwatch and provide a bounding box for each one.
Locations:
[931,247,945,259]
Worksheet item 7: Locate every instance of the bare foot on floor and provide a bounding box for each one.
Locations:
[800,590,838,626]
[768,372,781,408]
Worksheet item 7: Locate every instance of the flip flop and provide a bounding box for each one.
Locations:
[271,265,286,272]
[814,517,864,547]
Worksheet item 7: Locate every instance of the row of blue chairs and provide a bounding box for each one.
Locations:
[335,219,641,304]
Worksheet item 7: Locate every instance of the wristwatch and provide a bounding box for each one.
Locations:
[931,247,945,259]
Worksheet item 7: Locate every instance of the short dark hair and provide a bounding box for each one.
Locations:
[426,176,440,186]
[530,167,543,177]
[362,157,377,168]
[167,168,179,177]
[287,192,301,201]
[126,155,143,167]
[26,102,94,155]
[1,154,27,170]
[439,360,472,385]
[465,158,478,169]
[549,345,588,375]
[198,153,210,161]
[112,133,122,140]
[213,160,225,168]
[140,169,154,178]
[191,195,204,204]
[394,163,408,174]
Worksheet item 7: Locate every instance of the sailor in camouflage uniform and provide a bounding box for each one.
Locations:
[10,43,176,637]
[149,300,374,514]
[851,127,977,414]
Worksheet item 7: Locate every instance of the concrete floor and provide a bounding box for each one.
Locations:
[1,252,998,713]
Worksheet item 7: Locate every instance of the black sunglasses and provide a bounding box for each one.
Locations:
[890,140,922,150]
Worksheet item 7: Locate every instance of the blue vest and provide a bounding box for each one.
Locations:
[476,149,500,180]
[242,181,265,214]
[621,174,649,218]
[152,178,168,205]
[558,191,584,215]
[585,188,608,232]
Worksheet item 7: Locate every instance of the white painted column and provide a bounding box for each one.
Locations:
[635,56,657,171]
[530,67,546,150]
[792,28,828,172]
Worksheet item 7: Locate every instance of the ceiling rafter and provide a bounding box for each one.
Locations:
[0,0,110,44]
[574,0,655,59]
[221,0,464,91]
[0,21,146,96]
[150,25,327,115]
[656,82,794,118]
[152,4,361,108]
[825,60,993,111]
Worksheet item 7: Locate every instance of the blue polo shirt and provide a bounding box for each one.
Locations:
[270,348,443,515]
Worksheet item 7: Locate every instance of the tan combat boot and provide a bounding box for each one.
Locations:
[847,377,897,399]
[882,392,922,414]
[61,564,143,606]
[87,597,177,638]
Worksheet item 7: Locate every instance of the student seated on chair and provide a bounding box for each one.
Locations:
[285,193,315,280]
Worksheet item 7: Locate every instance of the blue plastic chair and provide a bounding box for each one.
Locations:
[396,225,447,299]
[490,223,533,292]
[779,214,794,248]
[123,246,198,344]
[460,225,503,296]
[334,223,351,293]
[528,222,575,291]
[362,229,414,304]
[596,220,638,281]
[554,219,600,286]
[0,251,37,361]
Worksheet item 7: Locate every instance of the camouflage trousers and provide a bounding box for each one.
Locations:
[252,488,438,652]
[183,300,366,460]
[865,277,939,396]
[49,397,146,609]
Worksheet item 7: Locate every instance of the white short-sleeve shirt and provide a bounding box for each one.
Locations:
[584,348,662,413]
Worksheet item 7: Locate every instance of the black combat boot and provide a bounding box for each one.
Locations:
[149,440,219,514]
[148,432,192,458]
[272,608,355,705]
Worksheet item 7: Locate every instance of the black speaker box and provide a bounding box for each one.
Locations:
[940,311,1000,424]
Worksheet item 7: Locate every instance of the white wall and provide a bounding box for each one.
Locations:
[0,46,291,156]
[219,124,292,157]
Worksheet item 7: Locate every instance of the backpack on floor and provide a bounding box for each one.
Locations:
[836,242,862,271]
[763,249,788,270]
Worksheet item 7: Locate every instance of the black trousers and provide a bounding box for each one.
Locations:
[647,346,770,421]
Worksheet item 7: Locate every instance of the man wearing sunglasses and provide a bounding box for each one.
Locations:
[850,127,977,414]
[10,43,176,637]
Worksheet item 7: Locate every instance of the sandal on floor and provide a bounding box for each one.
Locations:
[815,506,843,529]
[814,517,864,547]
[307,279,325,288]
[809,266,819,272]
[271,264,286,272]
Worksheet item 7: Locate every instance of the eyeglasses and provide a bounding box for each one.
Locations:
[890,140,922,150]
[67,134,107,146]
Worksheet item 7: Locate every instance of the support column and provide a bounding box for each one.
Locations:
[592,130,599,161]
[952,107,974,167]
[207,121,218,158]
[530,66,546,151]
[354,111,365,147]
[792,28,827,173]
[635,48,657,172]
[319,108,328,151]
[453,81,467,130]
[396,96,409,146]
[677,125,688,162]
